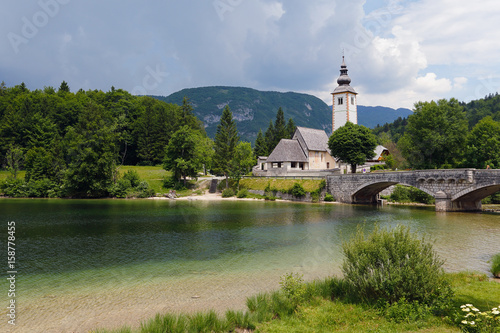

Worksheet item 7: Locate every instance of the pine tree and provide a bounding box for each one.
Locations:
[178,96,201,130]
[273,107,286,147]
[264,120,275,155]
[253,129,267,157]
[59,81,70,93]
[286,118,296,139]
[213,106,239,187]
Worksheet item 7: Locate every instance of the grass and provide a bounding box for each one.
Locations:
[92,272,500,333]
[240,178,324,193]
[0,170,26,181]
[449,272,500,310]
[117,165,169,194]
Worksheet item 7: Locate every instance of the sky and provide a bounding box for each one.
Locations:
[1,0,500,109]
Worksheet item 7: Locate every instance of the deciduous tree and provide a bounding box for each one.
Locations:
[328,122,377,173]
[230,141,254,189]
[399,99,467,169]
[463,116,500,169]
[64,101,118,197]
[163,126,202,186]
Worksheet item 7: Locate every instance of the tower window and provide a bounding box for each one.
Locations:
[351,96,355,105]
[338,97,343,105]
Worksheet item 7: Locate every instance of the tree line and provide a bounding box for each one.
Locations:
[373,97,500,171]
[0,82,255,197]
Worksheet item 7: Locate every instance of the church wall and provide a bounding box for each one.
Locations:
[307,150,337,170]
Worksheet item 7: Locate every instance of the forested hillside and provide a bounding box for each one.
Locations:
[0,82,204,197]
[372,95,500,180]
[374,93,500,141]
[154,86,412,142]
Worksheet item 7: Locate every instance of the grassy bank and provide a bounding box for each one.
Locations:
[116,165,169,194]
[93,272,499,333]
[239,178,324,193]
[0,170,25,181]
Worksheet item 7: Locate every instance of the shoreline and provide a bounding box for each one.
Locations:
[2,193,499,212]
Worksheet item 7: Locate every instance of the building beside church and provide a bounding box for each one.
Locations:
[253,57,387,176]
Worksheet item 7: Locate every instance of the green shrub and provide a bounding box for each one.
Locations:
[483,191,500,204]
[389,185,434,204]
[381,297,430,323]
[324,193,335,202]
[370,164,387,171]
[222,188,235,198]
[290,182,306,197]
[162,175,186,190]
[130,181,155,198]
[122,170,141,187]
[491,253,500,278]
[108,178,132,198]
[0,177,62,198]
[280,273,306,307]
[217,178,237,191]
[236,188,249,198]
[341,225,453,307]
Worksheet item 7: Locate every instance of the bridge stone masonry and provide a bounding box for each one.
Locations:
[326,169,500,212]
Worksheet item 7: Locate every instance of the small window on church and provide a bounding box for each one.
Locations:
[338,97,343,105]
[351,96,355,105]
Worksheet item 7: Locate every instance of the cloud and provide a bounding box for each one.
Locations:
[0,0,499,110]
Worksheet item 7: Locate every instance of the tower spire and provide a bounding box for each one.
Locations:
[331,56,358,132]
[337,56,351,86]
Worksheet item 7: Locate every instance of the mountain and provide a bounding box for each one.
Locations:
[152,86,412,143]
[357,106,413,129]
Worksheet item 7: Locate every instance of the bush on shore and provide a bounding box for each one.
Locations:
[222,188,235,198]
[491,253,500,278]
[94,226,500,333]
[341,225,453,308]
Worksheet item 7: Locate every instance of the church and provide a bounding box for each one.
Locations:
[253,57,388,176]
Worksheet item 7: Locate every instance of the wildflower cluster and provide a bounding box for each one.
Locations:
[459,304,500,332]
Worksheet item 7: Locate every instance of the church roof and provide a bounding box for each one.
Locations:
[266,139,308,163]
[294,127,331,152]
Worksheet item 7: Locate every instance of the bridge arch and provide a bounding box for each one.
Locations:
[326,169,500,211]
[351,180,434,204]
[452,184,500,202]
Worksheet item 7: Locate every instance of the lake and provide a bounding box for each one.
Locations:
[1,198,499,332]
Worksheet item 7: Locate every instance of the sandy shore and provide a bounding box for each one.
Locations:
[149,192,263,202]
[4,271,286,333]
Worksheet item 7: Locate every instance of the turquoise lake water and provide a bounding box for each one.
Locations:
[0,198,499,332]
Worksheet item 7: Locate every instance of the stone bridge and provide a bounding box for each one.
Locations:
[326,169,500,212]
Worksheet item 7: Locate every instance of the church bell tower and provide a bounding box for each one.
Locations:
[332,56,357,131]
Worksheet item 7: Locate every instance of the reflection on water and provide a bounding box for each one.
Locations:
[1,199,499,301]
